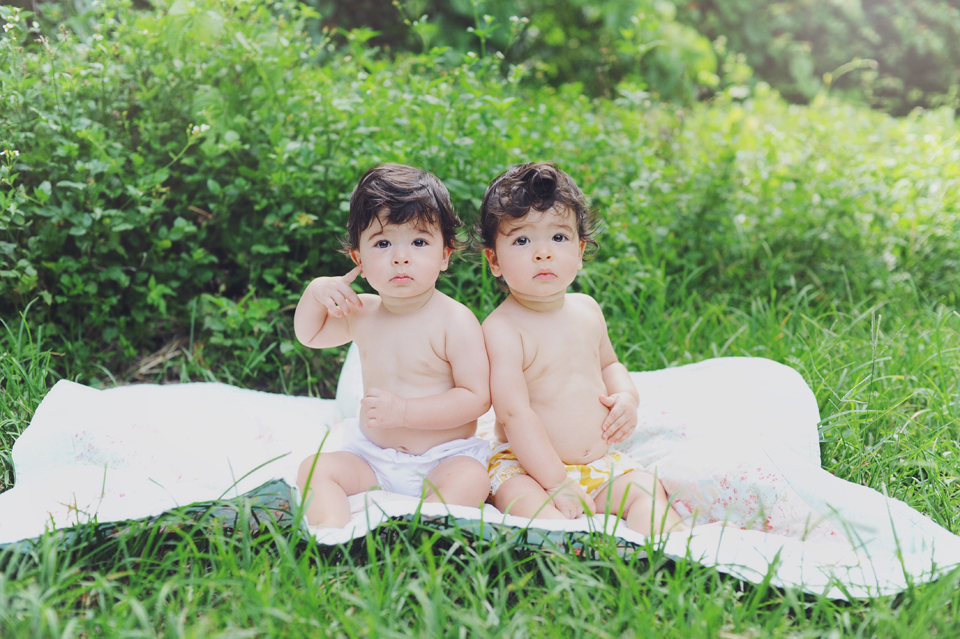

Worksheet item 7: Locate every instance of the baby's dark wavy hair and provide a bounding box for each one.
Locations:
[344,163,461,251]
[476,162,598,250]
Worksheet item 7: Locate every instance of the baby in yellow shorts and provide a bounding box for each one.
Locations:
[489,444,638,499]
[478,162,689,535]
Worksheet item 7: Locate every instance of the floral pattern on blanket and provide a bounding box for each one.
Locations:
[622,409,849,547]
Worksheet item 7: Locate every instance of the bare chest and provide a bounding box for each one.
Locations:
[353,313,451,386]
[518,316,604,383]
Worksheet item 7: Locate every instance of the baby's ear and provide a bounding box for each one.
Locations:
[578,239,586,269]
[440,246,454,271]
[483,248,502,277]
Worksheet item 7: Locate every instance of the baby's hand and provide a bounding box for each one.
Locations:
[599,392,639,444]
[361,388,407,429]
[546,482,596,519]
[309,265,363,318]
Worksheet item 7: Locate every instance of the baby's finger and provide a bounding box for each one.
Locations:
[584,495,597,516]
[601,407,623,433]
[332,294,352,315]
[553,494,579,519]
[598,394,615,409]
[324,299,344,318]
[336,282,363,310]
[342,264,362,284]
[605,419,628,443]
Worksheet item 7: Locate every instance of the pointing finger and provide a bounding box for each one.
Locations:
[342,265,362,285]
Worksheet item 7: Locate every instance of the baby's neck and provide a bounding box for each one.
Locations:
[379,287,437,314]
[508,289,566,313]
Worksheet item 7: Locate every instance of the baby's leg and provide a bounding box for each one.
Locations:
[491,475,568,520]
[297,452,378,528]
[594,470,687,536]
[423,455,491,509]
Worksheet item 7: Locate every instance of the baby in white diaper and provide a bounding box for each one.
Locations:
[294,164,491,528]
[338,418,491,496]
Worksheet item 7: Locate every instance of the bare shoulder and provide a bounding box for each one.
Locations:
[481,301,520,336]
[342,294,380,342]
[566,293,605,320]
[347,293,381,325]
[483,302,516,331]
[356,293,381,312]
[431,291,481,330]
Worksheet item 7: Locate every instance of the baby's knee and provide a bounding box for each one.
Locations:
[462,461,493,498]
[297,454,329,488]
[297,456,313,487]
[459,457,490,481]
[618,470,662,499]
[443,458,491,497]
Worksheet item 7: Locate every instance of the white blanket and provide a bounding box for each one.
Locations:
[2,350,959,600]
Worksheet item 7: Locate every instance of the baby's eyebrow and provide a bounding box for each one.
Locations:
[503,224,529,236]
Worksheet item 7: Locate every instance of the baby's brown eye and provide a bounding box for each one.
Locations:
[552,234,567,242]
[514,237,529,246]
[376,240,390,248]
[413,239,427,247]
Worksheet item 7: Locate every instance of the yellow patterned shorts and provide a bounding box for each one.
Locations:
[487,442,640,496]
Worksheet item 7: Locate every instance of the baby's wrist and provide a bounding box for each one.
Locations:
[619,390,640,408]
[542,472,568,493]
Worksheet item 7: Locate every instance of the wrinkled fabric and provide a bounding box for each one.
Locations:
[1,351,959,600]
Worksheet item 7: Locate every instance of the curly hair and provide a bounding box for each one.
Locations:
[476,162,598,250]
[345,163,461,251]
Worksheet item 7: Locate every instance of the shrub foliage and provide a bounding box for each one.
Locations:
[678,0,960,115]
[1,0,958,386]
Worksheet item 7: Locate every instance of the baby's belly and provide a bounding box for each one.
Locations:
[360,420,478,456]
[531,392,611,465]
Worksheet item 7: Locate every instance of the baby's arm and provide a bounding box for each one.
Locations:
[293,265,364,348]
[363,305,490,429]
[596,304,639,444]
[484,318,595,518]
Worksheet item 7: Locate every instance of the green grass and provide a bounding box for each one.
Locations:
[3,0,959,632]
[2,507,960,637]
[2,280,959,636]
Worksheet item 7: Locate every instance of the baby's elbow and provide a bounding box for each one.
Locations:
[479,397,492,416]
[491,401,525,426]
[473,388,492,417]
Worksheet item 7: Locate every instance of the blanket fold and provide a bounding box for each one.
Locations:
[1,354,958,600]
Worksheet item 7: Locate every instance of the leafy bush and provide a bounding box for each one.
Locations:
[677,0,960,115]
[0,0,525,381]
[312,0,722,101]
[595,89,960,303]
[2,0,958,388]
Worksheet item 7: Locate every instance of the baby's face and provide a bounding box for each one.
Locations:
[484,206,586,299]
[351,215,452,299]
